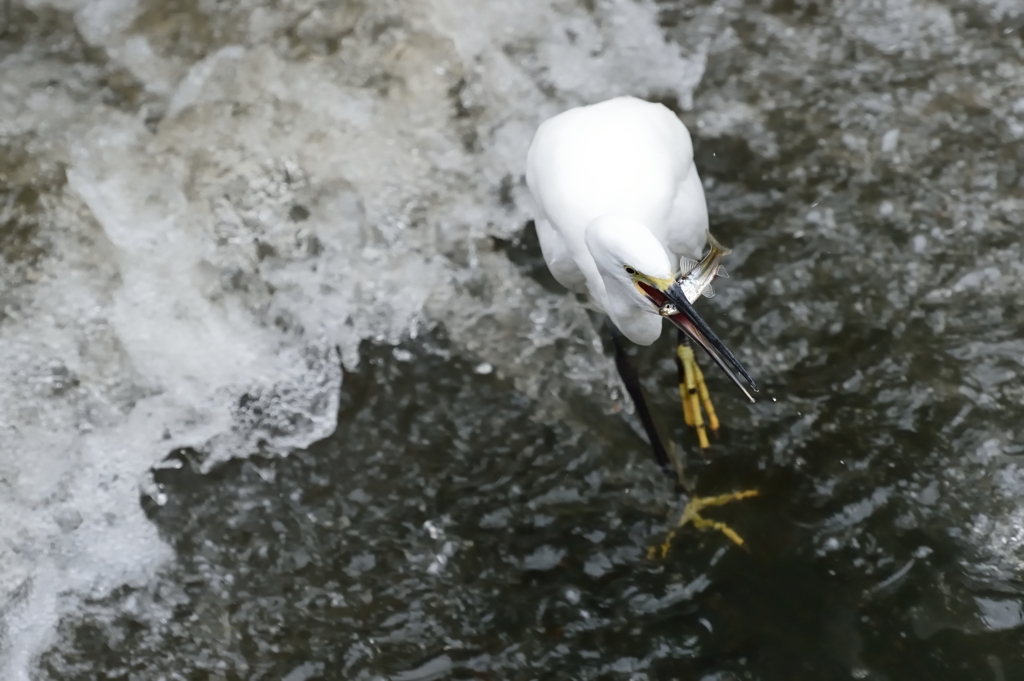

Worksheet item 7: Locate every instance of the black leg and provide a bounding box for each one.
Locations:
[608,322,677,482]
[677,327,690,351]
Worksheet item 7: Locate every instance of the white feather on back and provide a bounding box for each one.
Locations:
[525,96,711,343]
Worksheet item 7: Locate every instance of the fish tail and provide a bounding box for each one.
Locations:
[706,230,733,257]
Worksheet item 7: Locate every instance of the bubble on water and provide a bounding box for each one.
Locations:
[423,519,444,540]
[392,348,414,362]
[523,545,566,572]
[426,542,458,576]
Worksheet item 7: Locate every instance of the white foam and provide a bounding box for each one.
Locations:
[2,0,709,674]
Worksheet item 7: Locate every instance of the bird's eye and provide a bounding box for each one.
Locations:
[624,266,637,275]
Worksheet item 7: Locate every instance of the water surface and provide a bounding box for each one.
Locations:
[2,0,1023,679]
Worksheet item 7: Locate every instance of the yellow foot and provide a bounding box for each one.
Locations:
[648,490,759,559]
[676,344,720,449]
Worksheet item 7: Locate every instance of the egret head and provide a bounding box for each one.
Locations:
[585,215,675,345]
[585,215,757,400]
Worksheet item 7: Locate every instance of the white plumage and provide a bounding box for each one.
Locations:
[526,96,710,345]
[523,97,760,533]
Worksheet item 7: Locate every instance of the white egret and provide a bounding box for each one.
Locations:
[526,96,759,545]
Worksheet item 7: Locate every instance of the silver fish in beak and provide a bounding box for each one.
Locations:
[668,230,733,306]
[657,232,758,403]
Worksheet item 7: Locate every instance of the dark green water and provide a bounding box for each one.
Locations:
[41,331,1024,680]
[3,0,1024,679]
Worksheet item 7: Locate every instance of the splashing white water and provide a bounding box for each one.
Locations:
[0,0,707,675]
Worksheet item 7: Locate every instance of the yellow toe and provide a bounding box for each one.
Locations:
[650,489,759,558]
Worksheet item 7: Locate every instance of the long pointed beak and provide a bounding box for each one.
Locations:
[661,282,759,404]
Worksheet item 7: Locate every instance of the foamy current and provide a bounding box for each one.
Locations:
[3,0,1024,678]
[0,0,707,675]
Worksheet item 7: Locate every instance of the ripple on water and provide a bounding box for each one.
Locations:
[3,0,1024,679]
